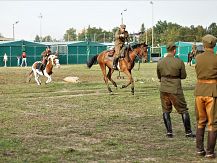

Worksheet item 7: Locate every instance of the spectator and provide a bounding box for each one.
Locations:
[20,51,27,67]
[3,53,8,67]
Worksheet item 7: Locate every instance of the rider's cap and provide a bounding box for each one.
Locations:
[202,34,217,48]
[166,42,177,51]
[120,24,126,29]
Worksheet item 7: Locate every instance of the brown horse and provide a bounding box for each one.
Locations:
[87,42,148,95]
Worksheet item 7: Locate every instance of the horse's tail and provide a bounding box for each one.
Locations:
[87,55,98,68]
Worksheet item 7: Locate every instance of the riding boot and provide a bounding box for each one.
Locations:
[40,64,45,75]
[163,112,173,138]
[205,131,217,159]
[181,112,196,138]
[112,57,119,70]
[196,128,206,156]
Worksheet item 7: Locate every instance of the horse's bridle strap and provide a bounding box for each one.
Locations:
[197,79,217,84]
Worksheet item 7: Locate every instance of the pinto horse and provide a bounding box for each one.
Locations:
[27,54,60,85]
[87,42,148,95]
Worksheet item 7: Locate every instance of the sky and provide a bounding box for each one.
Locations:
[0,0,217,41]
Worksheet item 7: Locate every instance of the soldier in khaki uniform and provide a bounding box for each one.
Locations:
[157,42,195,138]
[112,24,129,70]
[40,46,52,74]
[195,34,217,158]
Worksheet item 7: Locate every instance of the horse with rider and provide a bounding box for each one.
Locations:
[27,46,60,85]
[87,24,149,95]
[187,43,204,66]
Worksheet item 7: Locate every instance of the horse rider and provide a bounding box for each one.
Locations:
[113,24,130,70]
[40,46,52,74]
[191,43,197,57]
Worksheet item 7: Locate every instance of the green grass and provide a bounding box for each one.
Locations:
[0,63,216,162]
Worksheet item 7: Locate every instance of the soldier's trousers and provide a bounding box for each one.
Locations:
[195,96,217,131]
[160,92,188,114]
[114,44,124,58]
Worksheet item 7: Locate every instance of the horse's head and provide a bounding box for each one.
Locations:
[131,42,148,62]
[48,54,60,68]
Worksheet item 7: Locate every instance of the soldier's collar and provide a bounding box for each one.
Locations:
[166,53,175,57]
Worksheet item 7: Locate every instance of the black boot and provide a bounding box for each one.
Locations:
[112,57,119,70]
[196,128,206,156]
[205,131,217,158]
[163,112,173,138]
[40,64,45,75]
[181,112,196,138]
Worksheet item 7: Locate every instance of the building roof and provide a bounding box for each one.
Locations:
[0,40,46,47]
[67,41,107,47]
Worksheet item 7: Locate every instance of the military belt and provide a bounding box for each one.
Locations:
[162,76,180,79]
[197,79,217,84]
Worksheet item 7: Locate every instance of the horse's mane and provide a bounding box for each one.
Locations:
[131,42,148,49]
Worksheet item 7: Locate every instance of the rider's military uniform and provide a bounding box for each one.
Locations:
[157,42,195,138]
[113,24,129,69]
[40,48,51,73]
[195,34,217,158]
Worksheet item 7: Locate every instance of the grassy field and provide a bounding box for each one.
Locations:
[0,63,215,162]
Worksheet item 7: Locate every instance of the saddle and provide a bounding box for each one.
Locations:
[36,62,43,70]
[107,50,115,57]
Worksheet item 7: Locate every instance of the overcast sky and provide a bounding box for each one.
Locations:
[0,0,216,41]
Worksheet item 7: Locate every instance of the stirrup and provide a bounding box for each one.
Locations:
[112,65,118,70]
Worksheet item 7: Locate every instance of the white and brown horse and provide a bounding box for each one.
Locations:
[27,54,60,85]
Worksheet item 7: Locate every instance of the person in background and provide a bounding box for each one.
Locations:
[3,53,8,67]
[157,42,195,138]
[194,34,217,158]
[20,51,27,67]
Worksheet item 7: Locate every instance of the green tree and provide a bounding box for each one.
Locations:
[64,27,77,41]
[34,35,40,42]
[78,26,114,42]
[208,23,217,36]
[42,35,53,42]
[139,23,146,43]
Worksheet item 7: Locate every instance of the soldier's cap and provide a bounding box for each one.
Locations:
[166,42,177,51]
[202,34,217,48]
[120,24,126,29]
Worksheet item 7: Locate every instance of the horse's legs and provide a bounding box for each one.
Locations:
[122,70,134,95]
[107,68,117,88]
[27,70,33,83]
[44,73,52,84]
[33,70,41,85]
[99,63,112,93]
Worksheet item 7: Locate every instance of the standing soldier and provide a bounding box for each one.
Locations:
[195,34,217,158]
[113,24,129,70]
[157,42,195,138]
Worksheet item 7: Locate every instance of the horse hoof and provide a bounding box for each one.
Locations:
[122,85,126,88]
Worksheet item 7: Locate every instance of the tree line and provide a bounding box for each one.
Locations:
[2,20,217,46]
